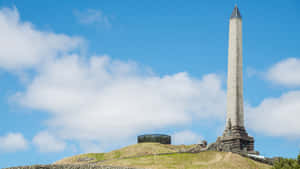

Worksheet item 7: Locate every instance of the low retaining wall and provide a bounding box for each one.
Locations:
[3,164,143,169]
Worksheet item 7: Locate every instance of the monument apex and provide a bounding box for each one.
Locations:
[231,5,242,19]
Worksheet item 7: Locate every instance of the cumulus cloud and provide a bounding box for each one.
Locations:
[33,131,66,153]
[74,9,111,27]
[79,141,104,153]
[266,58,300,87]
[0,133,28,152]
[0,6,226,152]
[247,90,300,138]
[247,58,300,138]
[16,54,226,146]
[245,58,300,138]
[172,130,202,145]
[0,7,83,70]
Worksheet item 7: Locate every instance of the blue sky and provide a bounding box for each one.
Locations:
[0,0,300,168]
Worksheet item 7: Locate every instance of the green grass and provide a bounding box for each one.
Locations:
[101,151,271,169]
[112,150,122,159]
[54,143,271,169]
[55,143,188,164]
[86,153,105,161]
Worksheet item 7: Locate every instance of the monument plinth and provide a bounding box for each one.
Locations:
[213,6,256,154]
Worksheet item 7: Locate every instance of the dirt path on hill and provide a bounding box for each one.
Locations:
[192,153,224,165]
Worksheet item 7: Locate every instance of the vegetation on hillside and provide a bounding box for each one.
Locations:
[55,143,271,169]
[272,153,300,169]
[55,143,194,164]
[100,151,271,169]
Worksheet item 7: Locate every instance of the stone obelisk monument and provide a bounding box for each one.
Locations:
[215,5,255,154]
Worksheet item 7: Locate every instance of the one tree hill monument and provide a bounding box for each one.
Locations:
[209,5,257,155]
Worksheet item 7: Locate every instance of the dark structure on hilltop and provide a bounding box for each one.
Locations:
[208,5,257,155]
[137,134,171,144]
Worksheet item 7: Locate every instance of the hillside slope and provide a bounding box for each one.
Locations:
[55,143,271,169]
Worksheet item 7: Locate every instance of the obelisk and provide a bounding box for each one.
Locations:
[217,5,255,154]
[226,5,244,129]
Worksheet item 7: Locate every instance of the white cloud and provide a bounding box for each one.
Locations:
[74,9,111,27]
[247,58,300,138]
[16,54,226,147]
[0,6,226,152]
[33,131,66,153]
[0,7,83,70]
[79,141,104,153]
[246,67,258,78]
[247,90,300,138]
[172,130,202,145]
[0,133,28,152]
[266,58,300,87]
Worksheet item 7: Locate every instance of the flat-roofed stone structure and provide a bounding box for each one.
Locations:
[137,134,171,144]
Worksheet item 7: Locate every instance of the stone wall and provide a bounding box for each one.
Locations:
[4,164,143,169]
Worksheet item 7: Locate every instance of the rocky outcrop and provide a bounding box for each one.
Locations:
[4,164,142,169]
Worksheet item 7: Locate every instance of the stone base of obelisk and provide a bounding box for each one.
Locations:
[209,126,258,155]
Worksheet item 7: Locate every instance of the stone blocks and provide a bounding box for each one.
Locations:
[209,126,257,155]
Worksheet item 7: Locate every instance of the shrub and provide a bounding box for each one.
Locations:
[272,153,300,169]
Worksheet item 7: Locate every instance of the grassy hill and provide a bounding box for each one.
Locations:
[55,143,271,169]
